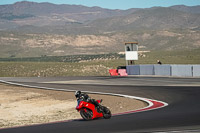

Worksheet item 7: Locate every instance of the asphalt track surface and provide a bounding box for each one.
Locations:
[0,76,200,133]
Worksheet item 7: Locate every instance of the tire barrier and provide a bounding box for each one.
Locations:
[109,69,128,76]
[118,69,128,76]
[109,69,118,76]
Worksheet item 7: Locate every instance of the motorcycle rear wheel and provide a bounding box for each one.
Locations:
[80,108,93,120]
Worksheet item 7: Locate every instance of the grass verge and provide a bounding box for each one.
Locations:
[0,50,200,77]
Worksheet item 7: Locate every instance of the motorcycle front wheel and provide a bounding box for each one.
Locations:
[102,106,112,119]
[80,108,93,120]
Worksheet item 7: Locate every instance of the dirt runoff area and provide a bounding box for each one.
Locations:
[0,83,147,128]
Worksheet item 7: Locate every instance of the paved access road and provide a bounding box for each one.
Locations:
[0,76,200,133]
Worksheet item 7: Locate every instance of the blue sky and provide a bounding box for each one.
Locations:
[1,0,200,9]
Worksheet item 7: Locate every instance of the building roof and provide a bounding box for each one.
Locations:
[125,42,138,45]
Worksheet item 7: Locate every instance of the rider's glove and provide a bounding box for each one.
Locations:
[86,97,91,102]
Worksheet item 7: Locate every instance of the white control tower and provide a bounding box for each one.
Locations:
[125,42,138,65]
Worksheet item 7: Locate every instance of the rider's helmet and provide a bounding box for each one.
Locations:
[75,90,81,98]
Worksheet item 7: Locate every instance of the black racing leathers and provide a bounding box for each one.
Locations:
[76,93,101,110]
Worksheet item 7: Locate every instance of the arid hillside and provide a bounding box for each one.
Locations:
[0,29,200,57]
[0,2,200,57]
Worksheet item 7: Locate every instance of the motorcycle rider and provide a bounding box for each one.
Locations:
[75,90,102,112]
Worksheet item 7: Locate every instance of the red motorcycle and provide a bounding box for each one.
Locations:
[76,99,111,120]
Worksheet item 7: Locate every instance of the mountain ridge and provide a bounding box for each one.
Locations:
[0,1,200,57]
